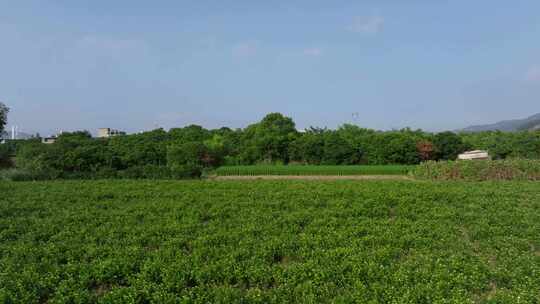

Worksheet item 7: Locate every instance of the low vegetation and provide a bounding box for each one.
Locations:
[413,159,540,181]
[1,180,539,303]
[216,165,412,176]
[0,165,203,182]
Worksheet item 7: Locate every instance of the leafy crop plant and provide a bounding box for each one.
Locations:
[1,180,539,303]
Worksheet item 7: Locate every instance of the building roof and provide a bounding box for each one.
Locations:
[461,150,488,155]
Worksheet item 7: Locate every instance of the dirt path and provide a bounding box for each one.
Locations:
[213,175,412,181]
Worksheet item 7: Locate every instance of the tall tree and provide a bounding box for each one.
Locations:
[242,113,298,164]
[0,102,9,135]
[433,131,469,160]
[289,128,327,164]
[322,131,358,165]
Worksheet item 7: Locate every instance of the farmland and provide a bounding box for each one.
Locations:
[413,159,540,181]
[215,165,412,176]
[1,180,540,303]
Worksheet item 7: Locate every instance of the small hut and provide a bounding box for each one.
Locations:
[457,150,490,160]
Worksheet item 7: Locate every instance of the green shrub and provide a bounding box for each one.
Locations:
[0,169,34,181]
[413,159,540,181]
[0,168,62,181]
[167,141,208,167]
[141,164,173,179]
[170,164,202,179]
[60,171,97,180]
[115,165,202,180]
[117,166,144,179]
[95,167,118,179]
[0,144,13,168]
[1,165,204,181]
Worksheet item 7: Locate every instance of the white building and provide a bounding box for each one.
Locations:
[458,150,490,160]
[97,128,126,138]
[42,136,57,144]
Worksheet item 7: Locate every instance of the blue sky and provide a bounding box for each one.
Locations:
[2,0,540,135]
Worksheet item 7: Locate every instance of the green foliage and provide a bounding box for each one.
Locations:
[202,135,226,167]
[1,180,540,303]
[169,164,203,179]
[0,169,34,181]
[0,168,61,181]
[334,126,427,165]
[167,141,207,168]
[289,128,326,164]
[461,131,540,160]
[241,113,298,164]
[216,165,412,176]
[321,131,360,165]
[0,144,13,168]
[16,141,54,172]
[379,131,422,165]
[57,130,93,141]
[433,131,469,160]
[413,159,540,181]
[169,125,211,143]
[0,138,40,156]
[0,102,8,134]
[108,129,169,168]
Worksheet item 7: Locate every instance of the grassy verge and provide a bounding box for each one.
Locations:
[215,165,413,176]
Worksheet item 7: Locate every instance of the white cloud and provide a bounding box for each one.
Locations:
[526,66,540,82]
[348,15,384,34]
[303,48,323,57]
[232,41,258,57]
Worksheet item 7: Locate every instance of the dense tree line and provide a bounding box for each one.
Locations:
[2,112,540,179]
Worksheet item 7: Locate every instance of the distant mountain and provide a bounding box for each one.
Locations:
[461,113,540,132]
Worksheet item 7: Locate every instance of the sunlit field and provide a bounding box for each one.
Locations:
[1,180,539,303]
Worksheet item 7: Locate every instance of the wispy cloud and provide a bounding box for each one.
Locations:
[347,15,384,34]
[232,41,258,57]
[76,35,145,52]
[526,66,540,82]
[65,35,150,65]
[303,48,323,57]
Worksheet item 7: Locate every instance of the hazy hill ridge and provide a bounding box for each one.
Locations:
[462,113,540,132]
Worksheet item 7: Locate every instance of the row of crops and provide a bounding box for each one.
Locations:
[215,165,413,176]
[1,180,539,303]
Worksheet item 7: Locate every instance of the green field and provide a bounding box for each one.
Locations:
[1,180,540,303]
[215,165,413,176]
